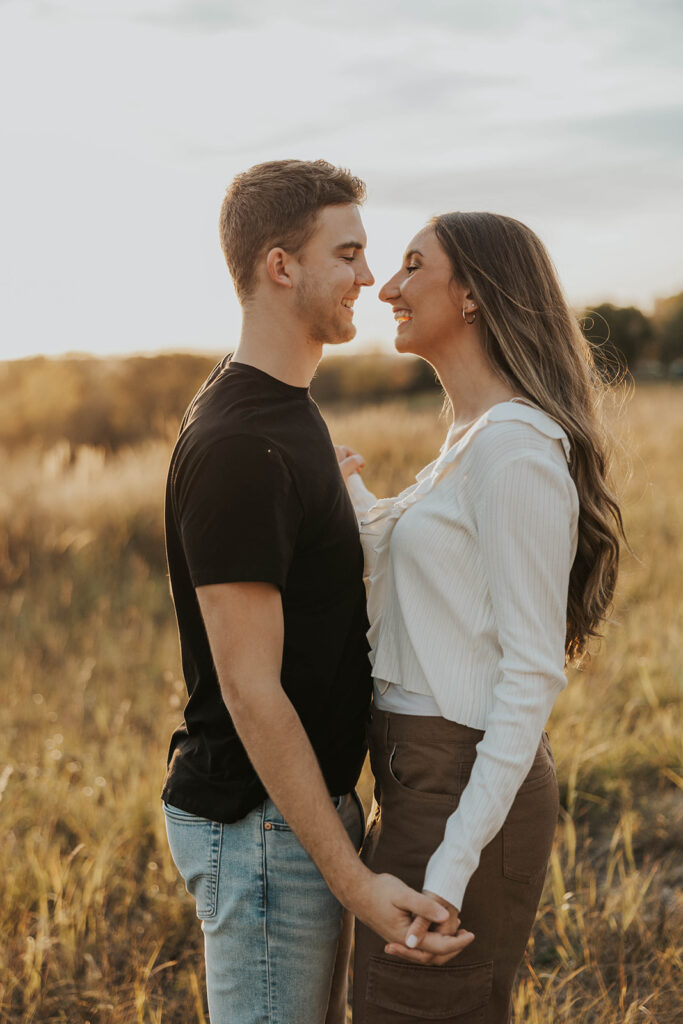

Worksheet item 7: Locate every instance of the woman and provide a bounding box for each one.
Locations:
[342,212,624,1023]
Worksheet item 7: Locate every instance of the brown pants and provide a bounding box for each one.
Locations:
[353,709,559,1024]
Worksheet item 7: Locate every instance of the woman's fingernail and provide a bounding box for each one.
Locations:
[406,934,418,949]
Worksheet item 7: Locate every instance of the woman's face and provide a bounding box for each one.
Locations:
[379,225,470,358]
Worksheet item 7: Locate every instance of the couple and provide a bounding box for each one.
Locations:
[161,159,622,1023]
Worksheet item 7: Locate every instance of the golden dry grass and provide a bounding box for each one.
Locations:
[0,383,681,1023]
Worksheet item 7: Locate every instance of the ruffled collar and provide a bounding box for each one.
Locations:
[360,399,572,665]
[361,399,570,529]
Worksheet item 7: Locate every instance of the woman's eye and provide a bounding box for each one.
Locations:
[406,264,418,273]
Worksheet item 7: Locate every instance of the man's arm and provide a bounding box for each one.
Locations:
[196,580,473,955]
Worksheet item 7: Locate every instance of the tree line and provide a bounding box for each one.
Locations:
[584,292,683,375]
[1,293,680,452]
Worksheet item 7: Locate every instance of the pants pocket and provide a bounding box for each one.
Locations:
[365,955,493,1022]
[387,742,460,806]
[502,763,559,884]
[163,802,222,919]
[263,793,346,831]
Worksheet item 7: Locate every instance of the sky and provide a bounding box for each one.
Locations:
[1,0,682,360]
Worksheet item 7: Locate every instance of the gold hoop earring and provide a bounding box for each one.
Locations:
[462,308,477,325]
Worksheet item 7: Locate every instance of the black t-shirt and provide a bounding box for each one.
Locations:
[162,358,372,823]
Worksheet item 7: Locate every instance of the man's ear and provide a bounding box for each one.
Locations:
[265,247,294,289]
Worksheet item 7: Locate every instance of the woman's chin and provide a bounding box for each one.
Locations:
[394,331,415,355]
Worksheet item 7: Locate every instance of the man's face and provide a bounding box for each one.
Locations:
[293,204,374,345]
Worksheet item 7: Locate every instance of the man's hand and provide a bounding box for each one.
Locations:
[382,890,474,965]
[196,582,454,948]
[348,871,473,960]
[334,443,365,481]
[196,581,466,959]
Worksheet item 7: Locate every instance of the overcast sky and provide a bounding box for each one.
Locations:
[1,0,682,360]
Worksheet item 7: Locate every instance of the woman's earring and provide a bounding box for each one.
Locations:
[462,308,477,325]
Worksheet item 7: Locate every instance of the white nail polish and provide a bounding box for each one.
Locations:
[406,934,418,949]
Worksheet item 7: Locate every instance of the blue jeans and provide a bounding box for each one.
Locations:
[164,793,365,1024]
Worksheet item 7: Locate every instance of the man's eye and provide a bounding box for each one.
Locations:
[342,255,356,262]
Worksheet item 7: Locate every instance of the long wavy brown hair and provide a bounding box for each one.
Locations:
[432,211,625,661]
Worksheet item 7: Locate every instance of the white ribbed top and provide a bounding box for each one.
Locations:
[346,401,579,910]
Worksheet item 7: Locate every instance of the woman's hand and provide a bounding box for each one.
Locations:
[334,444,365,481]
[347,871,471,960]
[383,890,474,965]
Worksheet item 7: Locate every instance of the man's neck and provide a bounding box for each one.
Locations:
[232,309,323,389]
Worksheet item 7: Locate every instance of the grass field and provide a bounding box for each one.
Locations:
[0,384,681,1023]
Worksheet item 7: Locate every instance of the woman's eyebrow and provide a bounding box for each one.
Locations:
[405,248,423,260]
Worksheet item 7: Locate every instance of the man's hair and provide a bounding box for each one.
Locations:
[219,159,366,303]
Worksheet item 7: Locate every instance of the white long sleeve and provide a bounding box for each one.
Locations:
[359,402,579,911]
[346,471,377,521]
[423,451,575,908]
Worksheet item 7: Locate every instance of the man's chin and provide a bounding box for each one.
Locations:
[324,322,356,346]
[308,314,356,346]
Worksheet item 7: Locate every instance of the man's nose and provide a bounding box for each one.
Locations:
[357,258,375,287]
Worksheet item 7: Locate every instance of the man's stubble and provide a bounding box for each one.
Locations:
[294,272,355,347]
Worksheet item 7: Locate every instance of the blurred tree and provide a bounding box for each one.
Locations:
[653,292,683,366]
[311,352,439,404]
[582,304,652,373]
[0,353,217,451]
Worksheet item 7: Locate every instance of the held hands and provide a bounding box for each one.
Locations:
[384,891,475,965]
[334,444,365,481]
[350,871,473,963]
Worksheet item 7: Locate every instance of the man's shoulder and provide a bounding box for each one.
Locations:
[174,423,287,476]
[175,371,271,457]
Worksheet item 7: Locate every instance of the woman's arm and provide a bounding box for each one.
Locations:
[334,444,378,521]
[346,470,378,519]
[394,445,577,958]
[425,449,577,907]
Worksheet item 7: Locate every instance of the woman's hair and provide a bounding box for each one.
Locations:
[432,211,626,661]
[219,159,366,303]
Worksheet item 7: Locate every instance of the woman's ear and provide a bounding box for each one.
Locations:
[464,288,478,313]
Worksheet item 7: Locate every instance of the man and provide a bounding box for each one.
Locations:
[162,159,466,1023]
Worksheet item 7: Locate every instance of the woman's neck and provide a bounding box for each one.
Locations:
[433,340,520,430]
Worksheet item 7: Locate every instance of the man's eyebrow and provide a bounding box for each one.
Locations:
[335,240,365,251]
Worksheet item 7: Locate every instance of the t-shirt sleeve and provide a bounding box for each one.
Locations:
[174,433,303,589]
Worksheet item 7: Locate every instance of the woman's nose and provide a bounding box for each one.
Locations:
[379,274,400,303]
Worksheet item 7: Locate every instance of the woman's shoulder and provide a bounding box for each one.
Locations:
[464,401,571,465]
[451,402,574,499]
[487,400,570,446]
